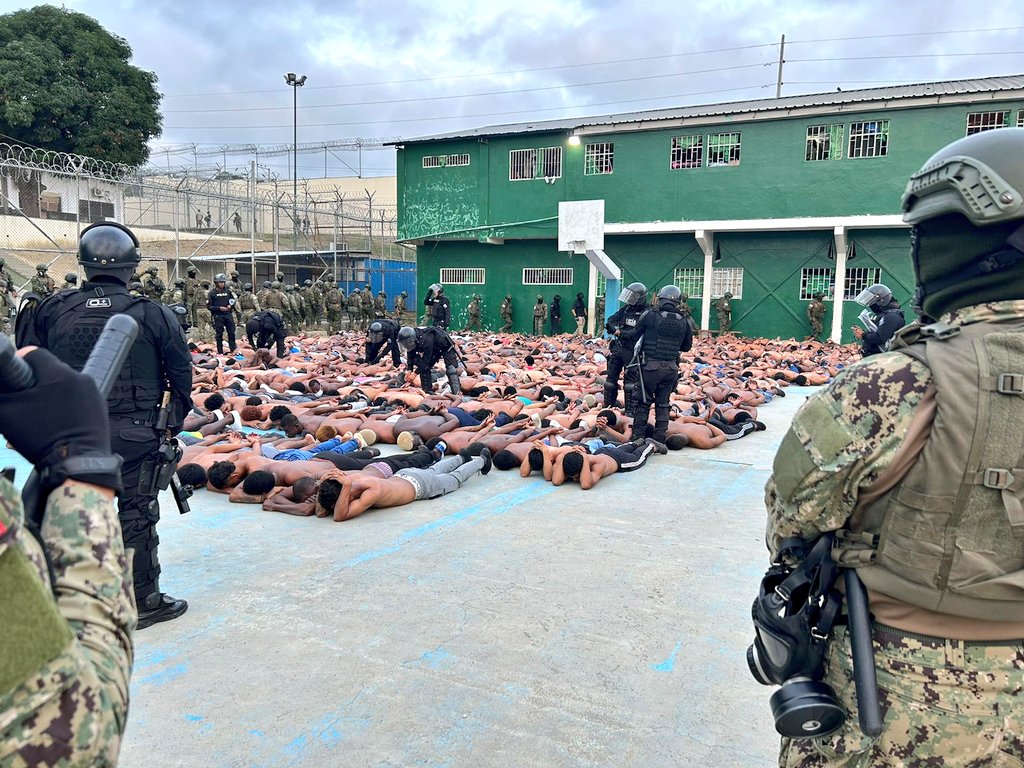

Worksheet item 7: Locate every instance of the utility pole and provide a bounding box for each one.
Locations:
[775,34,786,98]
[284,72,307,250]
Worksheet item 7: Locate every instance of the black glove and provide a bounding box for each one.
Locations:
[0,348,122,493]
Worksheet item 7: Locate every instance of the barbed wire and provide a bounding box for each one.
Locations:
[0,143,137,183]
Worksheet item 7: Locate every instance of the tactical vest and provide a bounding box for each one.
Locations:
[44,288,164,417]
[838,318,1024,620]
[616,306,646,345]
[239,292,257,310]
[640,308,688,362]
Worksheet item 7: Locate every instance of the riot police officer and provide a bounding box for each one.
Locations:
[424,283,451,329]
[245,309,287,357]
[208,273,237,354]
[629,285,692,442]
[364,318,402,366]
[398,325,462,393]
[852,282,905,356]
[18,221,193,629]
[603,281,648,413]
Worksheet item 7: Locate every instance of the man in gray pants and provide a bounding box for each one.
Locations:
[317,447,492,520]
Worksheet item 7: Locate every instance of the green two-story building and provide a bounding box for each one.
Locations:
[393,74,1024,341]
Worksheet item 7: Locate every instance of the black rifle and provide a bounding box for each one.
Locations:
[139,390,192,515]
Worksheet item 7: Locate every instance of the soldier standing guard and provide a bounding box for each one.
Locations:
[393,290,408,322]
[30,264,55,297]
[237,282,260,325]
[714,291,733,334]
[141,266,165,302]
[807,292,826,339]
[464,294,482,331]
[374,290,387,318]
[61,273,79,291]
[532,295,547,336]
[185,266,201,328]
[500,294,513,332]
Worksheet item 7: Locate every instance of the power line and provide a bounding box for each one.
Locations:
[786,25,1024,45]
[163,83,773,131]
[162,62,772,114]
[787,51,1024,63]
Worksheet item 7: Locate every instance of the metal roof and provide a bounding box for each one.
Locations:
[395,74,1024,144]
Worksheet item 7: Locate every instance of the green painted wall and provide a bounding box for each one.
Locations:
[398,99,1024,241]
[416,240,589,333]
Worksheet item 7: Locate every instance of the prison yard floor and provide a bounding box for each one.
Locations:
[50,387,813,768]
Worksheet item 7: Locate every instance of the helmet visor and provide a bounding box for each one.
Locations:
[618,286,643,305]
[367,330,384,344]
[853,288,877,307]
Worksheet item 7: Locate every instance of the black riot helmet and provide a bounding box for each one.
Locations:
[618,281,648,306]
[397,326,417,351]
[78,221,141,284]
[367,321,385,343]
[853,283,893,311]
[656,285,682,308]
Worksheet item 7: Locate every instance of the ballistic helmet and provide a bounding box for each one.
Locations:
[271,281,282,290]
[263,280,272,289]
[902,127,1024,318]
[64,273,78,284]
[401,291,408,297]
[656,285,682,305]
[367,321,385,343]
[230,270,239,278]
[304,279,312,286]
[174,278,185,287]
[854,283,893,310]
[78,221,141,281]
[187,266,198,276]
[36,263,47,273]
[428,283,442,296]
[397,326,417,350]
[618,281,647,306]
[214,273,227,284]
[244,282,253,291]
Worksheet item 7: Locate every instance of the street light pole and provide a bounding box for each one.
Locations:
[284,72,307,251]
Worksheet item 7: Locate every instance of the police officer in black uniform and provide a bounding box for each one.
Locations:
[245,309,287,358]
[424,283,451,329]
[604,281,648,414]
[397,325,462,393]
[629,285,692,443]
[364,318,402,366]
[852,282,905,356]
[208,272,237,354]
[17,221,193,629]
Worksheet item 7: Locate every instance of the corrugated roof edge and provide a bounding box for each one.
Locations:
[387,73,1024,146]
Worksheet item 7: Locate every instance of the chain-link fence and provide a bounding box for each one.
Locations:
[0,143,411,299]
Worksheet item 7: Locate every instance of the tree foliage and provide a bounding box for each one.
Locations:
[0,4,162,166]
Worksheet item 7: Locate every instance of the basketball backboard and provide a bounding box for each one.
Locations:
[558,200,604,254]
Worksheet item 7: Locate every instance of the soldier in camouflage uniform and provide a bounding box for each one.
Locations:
[359,285,373,331]
[0,258,14,332]
[237,282,260,325]
[127,281,145,298]
[302,280,318,328]
[373,290,387,319]
[255,280,272,309]
[61,273,78,292]
[185,266,201,328]
[0,347,135,767]
[141,266,165,302]
[765,128,1024,767]
[713,291,733,334]
[346,289,360,330]
[500,294,513,332]
[807,291,826,339]
[263,282,287,336]
[464,294,482,331]
[311,280,326,328]
[194,280,213,340]
[30,264,55,297]
[166,278,187,306]
[324,283,342,332]
[393,290,408,322]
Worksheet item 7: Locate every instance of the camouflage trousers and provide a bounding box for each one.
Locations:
[780,624,1024,767]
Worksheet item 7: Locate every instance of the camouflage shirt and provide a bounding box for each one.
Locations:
[0,479,135,766]
[766,300,1024,558]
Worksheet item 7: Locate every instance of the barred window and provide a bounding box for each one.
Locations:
[596,273,606,297]
[670,135,703,169]
[422,155,444,168]
[805,124,843,161]
[707,133,741,167]
[844,267,881,300]
[447,154,471,166]
[966,111,1009,135]
[523,267,573,285]
[1018,110,1024,128]
[848,121,889,158]
[584,143,614,175]
[673,267,705,298]
[710,267,743,299]
[439,268,485,285]
[509,147,561,180]
[800,267,834,300]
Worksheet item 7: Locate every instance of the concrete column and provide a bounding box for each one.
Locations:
[695,229,715,332]
[831,226,848,343]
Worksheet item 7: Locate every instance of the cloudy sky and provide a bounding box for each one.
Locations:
[3,0,1022,178]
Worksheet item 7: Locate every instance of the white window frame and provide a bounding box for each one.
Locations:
[966,110,1010,135]
[844,267,882,300]
[670,135,703,169]
[848,120,889,158]
[707,132,741,167]
[509,147,561,180]
[584,142,614,175]
[709,267,743,299]
[673,267,705,298]
[799,267,835,300]
[805,124,843,162]
[522,267,574,285]
[422,155,444,168]
[439,268,485,285]
[446,153,471,166]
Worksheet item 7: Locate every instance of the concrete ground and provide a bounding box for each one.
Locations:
[117,389,815,768]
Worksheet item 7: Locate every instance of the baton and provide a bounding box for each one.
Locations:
[844,568,883,737]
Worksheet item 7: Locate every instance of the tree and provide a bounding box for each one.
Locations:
[0,4,162,167]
